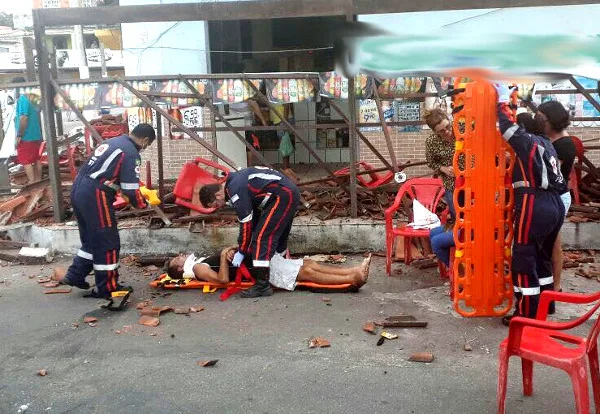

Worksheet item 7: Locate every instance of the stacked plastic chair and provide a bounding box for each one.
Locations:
[451,78,515,317]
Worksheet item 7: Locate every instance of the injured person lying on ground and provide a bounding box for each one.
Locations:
[166,246,371,291]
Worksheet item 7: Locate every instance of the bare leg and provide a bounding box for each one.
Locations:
[297,255,371,287]
[23,164,35,184]
[34,161,42,181]
[552,233,563,291]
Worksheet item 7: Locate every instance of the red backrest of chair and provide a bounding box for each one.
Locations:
[173,163,220,200]
[401,177,445,217]
[173,158,230,201]
[586,294,600,353]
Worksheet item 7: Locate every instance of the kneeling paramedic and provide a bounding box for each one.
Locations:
[59,123,156,299]
[199,167,300,298]
[495,84,566,323]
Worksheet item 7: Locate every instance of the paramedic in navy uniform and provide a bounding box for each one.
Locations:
[55,124,156,299]
[199,167,300,298]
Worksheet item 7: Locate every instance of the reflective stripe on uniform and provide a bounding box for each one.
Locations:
[512,181,529,189]
[239,213,253,223]
[513,285,540,295]
[539,276,554,286]
[253,260,270,268]
[103,181,120,191]
[248,173,282,181]
[538,145,548,189]
[121,182,140,190]
[503,125,519,141]
[258,194,271,209]
[90,149,123,179]
[93,263,119,271]
[77,249,93,260]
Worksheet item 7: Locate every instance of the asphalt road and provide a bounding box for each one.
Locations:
[0,255,596,414]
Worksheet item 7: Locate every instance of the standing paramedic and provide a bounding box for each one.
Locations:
[199,167,300,298]
[55,124,156,299]
[12,77,43,184]
[494,85,566,325]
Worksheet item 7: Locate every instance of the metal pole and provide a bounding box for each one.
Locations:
[50,79,103,145]
[98,42,108,78]
[244,77,340,179]
[569,75,600,114]
[347,76,358,218]
[156,114,165,201]
[372,86,399,172]
[329,99,392,170]
[177,76,275,169]
[114,77,239,169]
[33,13,65,222]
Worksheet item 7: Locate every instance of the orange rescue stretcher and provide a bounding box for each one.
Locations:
[451,78,514,317]
[149,275,357,294]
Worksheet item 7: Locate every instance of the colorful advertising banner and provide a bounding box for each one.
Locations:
[211,79,261,105]
[265,78,317,104]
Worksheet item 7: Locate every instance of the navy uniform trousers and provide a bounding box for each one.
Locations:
[64,175,121,298]
[512,188,564,318]
[247,176,300,268]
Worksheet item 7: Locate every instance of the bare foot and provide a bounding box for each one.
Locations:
[353,254,372,287]
[51,267,68,283]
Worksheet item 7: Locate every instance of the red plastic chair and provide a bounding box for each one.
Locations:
[497,290,600,414]
[334,161,394,189]
[173,157,230,214]
[384,177,445,274]
[39,141,78,180]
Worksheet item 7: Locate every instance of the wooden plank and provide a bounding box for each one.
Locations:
[33,17,65,223]
[114,77,239,169]
[36,0,350,26]
[35,0,597,26]
[50,80,103,146]
[373,86,399,172]
[179,76,274,170]
[569,76,600,115]
[0,239,29,249]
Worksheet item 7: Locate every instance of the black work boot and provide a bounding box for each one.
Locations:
[240,267,272,298]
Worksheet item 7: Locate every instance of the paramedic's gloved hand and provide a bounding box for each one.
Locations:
[232,251,245,267]
[139,186,161,206]
[493,83,511,104]
[493,83,518,104]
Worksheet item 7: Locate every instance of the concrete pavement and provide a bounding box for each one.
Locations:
[0,254,596,413]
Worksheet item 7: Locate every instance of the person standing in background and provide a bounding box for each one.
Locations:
[12,77,43,184]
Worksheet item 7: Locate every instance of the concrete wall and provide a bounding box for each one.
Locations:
[7,218,386,255]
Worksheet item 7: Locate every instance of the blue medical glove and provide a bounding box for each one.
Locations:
[493,83,511,104]
[232,251,245,267]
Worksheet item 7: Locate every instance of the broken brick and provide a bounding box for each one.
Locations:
[189,306,204,313]
[321,297,331,303]
[197,359,219,367]
[408,352,435,363]
[362,322,377,335]
[37,277,52,284]
[44,288,72,294]
[308,337,331,348]
[36,369,48,377]
[0,195,27,212]
[43,281,60,288]
[138,315,160,327]
[136,300,152,310]
[174,307,190,314]
[83,316,98,324]
[139,306,172,317]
